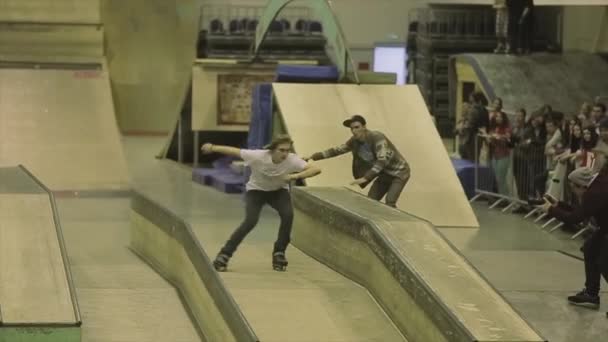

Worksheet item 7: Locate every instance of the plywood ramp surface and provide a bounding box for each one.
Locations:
[195,229,407,342]
[0,68,129,191]
[0,193,75,324]
[273,84,478,227]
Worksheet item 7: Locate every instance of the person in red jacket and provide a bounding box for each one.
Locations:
[541,166,608,315]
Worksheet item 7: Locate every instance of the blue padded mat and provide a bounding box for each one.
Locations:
[274,65,339,83]
[451,158,496,199]
[247,83,273,149]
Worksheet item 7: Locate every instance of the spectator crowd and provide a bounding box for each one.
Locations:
[456,92,608,232]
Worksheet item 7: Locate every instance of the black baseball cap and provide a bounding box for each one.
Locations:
[342,115,367,127]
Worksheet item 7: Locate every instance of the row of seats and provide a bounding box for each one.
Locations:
[208,18,323,35]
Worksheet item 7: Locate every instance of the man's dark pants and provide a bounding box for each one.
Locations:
[582,231,608,296]
[368,173,410,207]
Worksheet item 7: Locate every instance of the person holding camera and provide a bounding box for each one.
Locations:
[541,166,608,314]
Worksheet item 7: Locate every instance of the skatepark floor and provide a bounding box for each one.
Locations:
[438,203,608,342]
[117,135,608,342]
[415,138,607,341]
[124,136,405,342]
[56,196,202,342]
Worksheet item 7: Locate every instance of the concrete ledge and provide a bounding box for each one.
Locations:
[0,166,81,341]
[291,187,546,342]
[130,191,258,342]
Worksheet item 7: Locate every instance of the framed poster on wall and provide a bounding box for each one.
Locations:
[217,74,275,125]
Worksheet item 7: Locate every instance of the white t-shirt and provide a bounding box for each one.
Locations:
[241,149,307,191]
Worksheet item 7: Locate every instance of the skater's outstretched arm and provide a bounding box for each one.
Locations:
[284,162,322,181]
[200,143,241,158]
[303,140,353,161]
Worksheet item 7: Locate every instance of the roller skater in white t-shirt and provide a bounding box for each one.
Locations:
[200,135,322,272]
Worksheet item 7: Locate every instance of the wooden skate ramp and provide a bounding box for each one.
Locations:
[291,186,545,342]
[0,65,129,191]
[130,179,408,342]
[0,166,80,341]
[273,84,478,228]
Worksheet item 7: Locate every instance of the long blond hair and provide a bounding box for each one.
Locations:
[264,134,294,151]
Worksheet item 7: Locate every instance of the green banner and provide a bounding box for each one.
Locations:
[253,0,292,53]
[309,0,358,82]
[252,0,358,82]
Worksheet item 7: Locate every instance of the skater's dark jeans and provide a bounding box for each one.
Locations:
[220,189,293,257]
[368,173,409,207]
[582,231,608,296]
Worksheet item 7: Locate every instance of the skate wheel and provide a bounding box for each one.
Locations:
[214,264,227,272]
[273,265,287,272]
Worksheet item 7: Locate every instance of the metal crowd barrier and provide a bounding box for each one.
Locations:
[468,134,592,240]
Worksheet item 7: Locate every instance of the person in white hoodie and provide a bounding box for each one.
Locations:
[201,135,322,272]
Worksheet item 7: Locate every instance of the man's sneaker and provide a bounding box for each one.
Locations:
[567,289,600,309]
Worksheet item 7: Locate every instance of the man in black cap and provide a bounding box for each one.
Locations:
[541,166,608,315]
[305,115,410,208]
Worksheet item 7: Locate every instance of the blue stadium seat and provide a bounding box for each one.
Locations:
[280,18,291,32]
[309,21,323,34]
[240,18,249,32]
[209,19,224,34]
[229,19,242,34]
[295,19,309,33]
[268,20,284,34]
[247,19,259,33]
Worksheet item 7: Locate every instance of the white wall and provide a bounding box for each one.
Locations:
[331,0,429,65]
[562,6,608,52]
[329,0,426,46]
